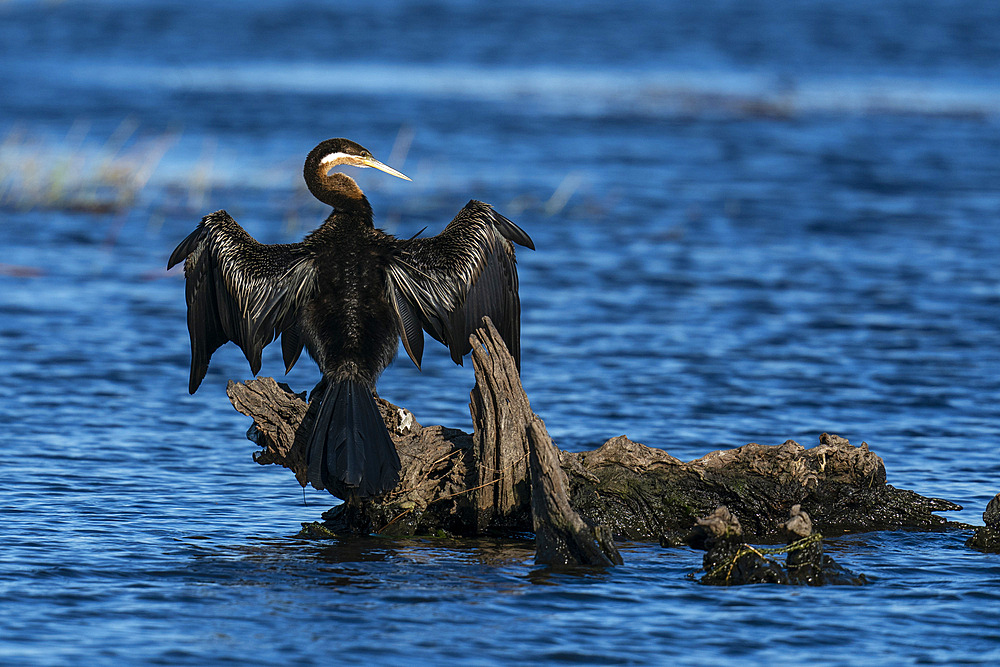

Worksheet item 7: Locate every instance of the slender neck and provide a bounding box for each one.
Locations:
[306,170,373,221]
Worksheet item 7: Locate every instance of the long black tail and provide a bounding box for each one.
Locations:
[305,379,401,496]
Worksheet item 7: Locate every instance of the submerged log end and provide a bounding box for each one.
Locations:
[694,505,865,586]
[966,493,1000,553]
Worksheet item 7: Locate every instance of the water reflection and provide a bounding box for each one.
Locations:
[199,535,539,590]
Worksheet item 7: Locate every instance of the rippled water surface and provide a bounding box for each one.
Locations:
[2,1,1000,664]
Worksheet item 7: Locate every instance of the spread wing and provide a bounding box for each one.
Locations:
[386,200,533,371]
[167,210,318,393]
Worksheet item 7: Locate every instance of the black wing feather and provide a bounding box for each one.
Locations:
[387,200,532,370]
[388,279,426,370]
[280,325,305,374]
[168,210,317,393]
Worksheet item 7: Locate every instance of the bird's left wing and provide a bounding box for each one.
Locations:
[167,210,317,393]
[386,200,533,371]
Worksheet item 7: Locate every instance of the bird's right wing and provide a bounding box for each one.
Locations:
[167,210,317,393]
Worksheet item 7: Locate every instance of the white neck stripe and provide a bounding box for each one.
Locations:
[320,151,357,165]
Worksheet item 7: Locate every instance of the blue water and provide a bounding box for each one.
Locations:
[2,0,1000,664]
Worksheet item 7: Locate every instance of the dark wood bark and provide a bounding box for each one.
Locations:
[468,319,533,533]
[226,319,964,541]
[966,493,1000,553]
[527,417,623,567]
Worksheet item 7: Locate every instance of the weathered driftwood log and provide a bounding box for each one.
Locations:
[581,432,963,540]
[227,320,962,540]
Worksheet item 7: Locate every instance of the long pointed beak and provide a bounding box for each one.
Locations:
[360,156,411,181]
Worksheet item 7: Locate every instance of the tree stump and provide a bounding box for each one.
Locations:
[468,318,533,533]
[226,320,964,541]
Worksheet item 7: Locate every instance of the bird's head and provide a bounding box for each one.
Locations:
[306,138,410,181]
[303,138,410,209]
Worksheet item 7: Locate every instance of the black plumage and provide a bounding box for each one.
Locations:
[167,138,533,496]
